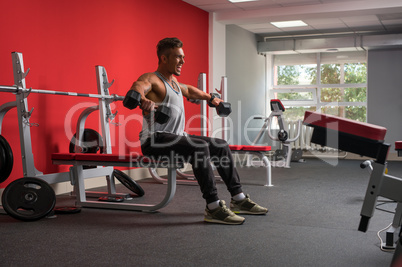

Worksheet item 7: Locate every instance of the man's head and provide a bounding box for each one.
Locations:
[157,37,183,61]
[157,38,185,76]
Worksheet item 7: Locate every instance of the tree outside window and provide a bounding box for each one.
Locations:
[273,52,367,122]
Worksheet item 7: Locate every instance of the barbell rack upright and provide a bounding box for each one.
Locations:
[0,52,118,186]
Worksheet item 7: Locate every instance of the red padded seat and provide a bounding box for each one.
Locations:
[229,145,243,151]
[229,145,271,152]
[51,153,150,163]
[395,141,402,150]
[51,153,77,161]
[304,111,386,141]
[241,145,271,151]
[74,153,146,162]
[303,111,389,162]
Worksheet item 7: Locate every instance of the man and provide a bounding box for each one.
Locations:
[128,37,267,225]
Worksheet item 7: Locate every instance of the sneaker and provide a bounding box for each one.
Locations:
[204,200,245,225]
[230,194,268,215]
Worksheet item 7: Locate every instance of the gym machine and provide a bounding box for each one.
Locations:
[303,110,402,265]
[252,99,302,168]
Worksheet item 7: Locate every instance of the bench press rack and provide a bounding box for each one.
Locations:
[0,52,119,188]
[0,52,178,219]
[303,111,402,263]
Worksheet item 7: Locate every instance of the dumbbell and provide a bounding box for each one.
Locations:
[207,93,232,117]
[123,90,171,124]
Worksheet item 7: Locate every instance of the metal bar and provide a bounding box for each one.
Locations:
[220,76,227,140]
[96,66,113,154]
[0,85,124,101]
[75,105,99,153]
[68,161,177,212]
[12,52,42,177]
[198,73,207,137]
[379,174,402,202]
[0,101,17,135]
[359,161,387,232]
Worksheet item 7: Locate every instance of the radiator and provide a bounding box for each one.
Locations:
[287,121,339,152]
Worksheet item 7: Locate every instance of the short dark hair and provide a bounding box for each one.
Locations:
[157,37,183,62]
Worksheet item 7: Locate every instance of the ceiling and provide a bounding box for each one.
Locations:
[182,0,402,39]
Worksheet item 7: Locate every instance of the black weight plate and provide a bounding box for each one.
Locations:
[0,135,13,183]
[69,128,104,154]
[54,206,82,214]
[113,169,145,197]
[98,196,125,202]
[291,149,303,162]
[69,129,103,169]
[2,177,56,221]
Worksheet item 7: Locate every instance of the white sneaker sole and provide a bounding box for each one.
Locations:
[204,217,245,225]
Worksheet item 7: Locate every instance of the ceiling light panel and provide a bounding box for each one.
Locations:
[228,0,259,3]
[271,20,308,28]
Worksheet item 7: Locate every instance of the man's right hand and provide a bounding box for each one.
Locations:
[140,97,156,113]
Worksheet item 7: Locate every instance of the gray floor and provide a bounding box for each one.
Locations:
[0,158,399,266]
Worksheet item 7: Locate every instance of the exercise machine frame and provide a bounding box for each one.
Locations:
[252,99,302,168]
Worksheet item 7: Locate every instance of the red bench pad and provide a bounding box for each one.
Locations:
[241,145,271,151]
[304,111,387,141]
[229,145,243,151]
[52,153,150,163]
[229,145,271,152]
[395,141,402,150]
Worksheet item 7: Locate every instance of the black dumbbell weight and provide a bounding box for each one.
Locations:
[216,102,232,117]
[278,129,288,142]
[208,93,232,117]
[123,90,142,109]
[123,90,171,124]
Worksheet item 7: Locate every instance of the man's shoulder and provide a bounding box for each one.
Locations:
[138,72,157,80]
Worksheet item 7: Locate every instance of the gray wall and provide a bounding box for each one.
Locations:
[226,25,266,145]
[367,49,402,147]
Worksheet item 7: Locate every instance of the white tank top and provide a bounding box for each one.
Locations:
[139,72,186,145]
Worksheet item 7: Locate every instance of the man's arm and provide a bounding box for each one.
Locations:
[129,74,157,113]
[180,83,223,106]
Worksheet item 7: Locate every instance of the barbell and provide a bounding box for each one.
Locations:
[0,85,124,101]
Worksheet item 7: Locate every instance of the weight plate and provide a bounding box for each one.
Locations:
[2,177,56,221]
[291,149,303,162]
[98,196,125,202]
[69,129,103,169]
[113,169,145,197]
[0,135,13,183]
[278,130,288,142]
[69,128,104,154]
[54,206,82,214]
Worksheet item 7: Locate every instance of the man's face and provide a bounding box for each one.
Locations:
[166,47,185,76]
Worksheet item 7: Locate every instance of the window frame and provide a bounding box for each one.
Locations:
[270,52,367,120]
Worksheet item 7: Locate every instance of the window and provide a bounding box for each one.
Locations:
[271,51,367,122]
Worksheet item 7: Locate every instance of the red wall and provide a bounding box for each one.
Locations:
[0,0,209,187]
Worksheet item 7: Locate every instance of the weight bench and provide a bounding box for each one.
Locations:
[395,141,402,157]
[303,111,402,260]
[51,153,183,212]
[303,111,396,230]
[229,145,272,186]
